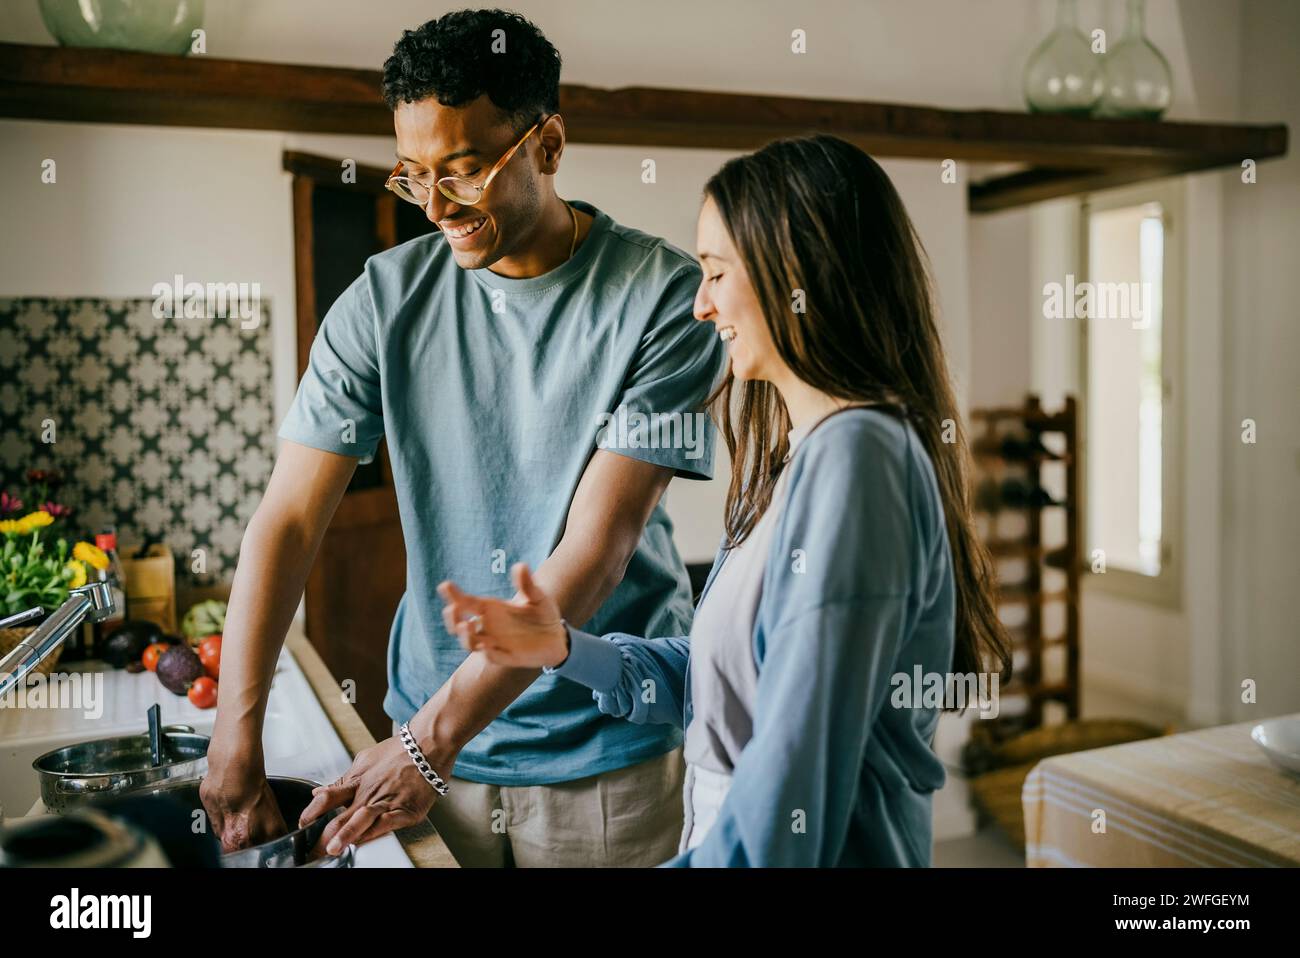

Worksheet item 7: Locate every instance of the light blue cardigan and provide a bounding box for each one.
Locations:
[554,407,957,866]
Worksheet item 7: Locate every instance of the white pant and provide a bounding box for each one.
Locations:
[679,762,733,853]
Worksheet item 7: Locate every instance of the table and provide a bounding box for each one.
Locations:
[1022,715,1300,866]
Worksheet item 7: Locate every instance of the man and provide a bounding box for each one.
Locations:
[201,9,723,867]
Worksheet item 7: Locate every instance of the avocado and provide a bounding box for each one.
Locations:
[101,620,163,668]
[156,643,205,695]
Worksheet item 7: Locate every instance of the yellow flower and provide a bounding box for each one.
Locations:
[10,512,53,535]
[7,511,55,536]
[74,541,110,571]
[0,518,18,535]
[65,560,87,589]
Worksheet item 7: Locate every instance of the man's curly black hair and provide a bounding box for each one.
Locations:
[381,9,561,131]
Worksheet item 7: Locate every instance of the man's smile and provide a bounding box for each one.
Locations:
[441,215,488,241]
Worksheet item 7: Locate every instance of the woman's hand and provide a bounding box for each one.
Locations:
[436,563,569,669]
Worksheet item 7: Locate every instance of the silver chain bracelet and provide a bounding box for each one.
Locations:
[398,722,450,796]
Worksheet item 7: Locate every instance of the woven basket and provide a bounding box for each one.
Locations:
[965,718,1170,849]
[0,626,62,682]
[968,761,1040,847]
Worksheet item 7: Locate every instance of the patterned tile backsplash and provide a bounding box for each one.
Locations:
[0,297,275,586]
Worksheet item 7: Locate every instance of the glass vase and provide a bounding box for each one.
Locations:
[1023,0,1103,116]
[1098,0,1173,119]
[38,0,206,56]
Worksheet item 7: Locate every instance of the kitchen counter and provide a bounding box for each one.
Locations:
[0,622,456,868]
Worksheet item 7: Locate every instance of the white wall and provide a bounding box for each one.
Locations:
[0,122,301,435]
[1021,0,1300,728]
[968,207,1035,408]
[1219,0,1300,721]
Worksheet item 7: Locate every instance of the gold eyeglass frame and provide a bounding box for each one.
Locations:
[385,115,548,208]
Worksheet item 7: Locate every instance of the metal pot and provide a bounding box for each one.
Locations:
[33,725,209,814]
[112,776,354,868]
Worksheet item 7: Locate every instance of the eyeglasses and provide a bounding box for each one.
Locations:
[385,117,546,208]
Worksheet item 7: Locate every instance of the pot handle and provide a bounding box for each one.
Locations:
[161,724,195,734]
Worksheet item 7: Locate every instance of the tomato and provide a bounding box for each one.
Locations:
[188,675,218,709]
[142,642,168,672]
[198,634,222,679]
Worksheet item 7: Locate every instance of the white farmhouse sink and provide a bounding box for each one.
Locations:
[0,645,410,867]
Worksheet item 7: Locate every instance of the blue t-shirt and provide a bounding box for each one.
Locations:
[279,201,724,785]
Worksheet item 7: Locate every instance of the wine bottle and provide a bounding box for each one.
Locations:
[92,529,129,650]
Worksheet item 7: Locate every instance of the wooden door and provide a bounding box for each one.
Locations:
[284,151,435,740]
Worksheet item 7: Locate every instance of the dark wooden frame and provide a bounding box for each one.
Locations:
[283,151,396,377]
[0,42,1287,213]
[283,149,402,502]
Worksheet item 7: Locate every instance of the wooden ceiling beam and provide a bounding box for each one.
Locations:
[0,42,1286,212]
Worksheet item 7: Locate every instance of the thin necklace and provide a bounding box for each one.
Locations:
[566,201,578,260]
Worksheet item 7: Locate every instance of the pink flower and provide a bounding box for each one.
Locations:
[0,491,23,516]
[38,501,73,520]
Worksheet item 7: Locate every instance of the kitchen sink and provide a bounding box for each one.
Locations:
[0,646,411,867]
[0,707,302,819]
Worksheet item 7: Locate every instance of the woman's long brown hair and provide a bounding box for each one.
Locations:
[704,135,1011,684]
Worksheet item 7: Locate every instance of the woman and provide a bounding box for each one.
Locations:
[437,135,1010,866]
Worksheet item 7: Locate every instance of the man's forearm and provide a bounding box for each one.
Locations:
[408,535,628,770]
[210,513,321,762]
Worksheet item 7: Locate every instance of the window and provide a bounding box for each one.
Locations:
[1079,182,1182,606]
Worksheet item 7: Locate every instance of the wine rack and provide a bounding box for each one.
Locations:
[969,394,1080,741]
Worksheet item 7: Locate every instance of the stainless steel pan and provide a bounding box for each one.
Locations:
[113,775,354,867]
[32,725,209,814]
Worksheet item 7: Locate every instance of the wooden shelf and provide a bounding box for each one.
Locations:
[996,586,1072,607]
[976,500,1071,516]
[971,407,1075,431]
[1003,625,1068,649]
[0,42,1287,212]
[986,540,1075,571]
[1001,679,1073,701]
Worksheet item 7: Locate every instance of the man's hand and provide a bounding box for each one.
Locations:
[200,761,289,853]
[298,735,444,856]
[438,563,569,669]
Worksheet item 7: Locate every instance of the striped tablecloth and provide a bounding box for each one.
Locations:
[1022,715,1300,867]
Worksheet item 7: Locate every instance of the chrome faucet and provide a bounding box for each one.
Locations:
[0,581,115,696]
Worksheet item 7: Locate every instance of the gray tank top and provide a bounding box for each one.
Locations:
[682,423,809,774]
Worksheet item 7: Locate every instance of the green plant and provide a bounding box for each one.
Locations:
[1,531,81,619]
